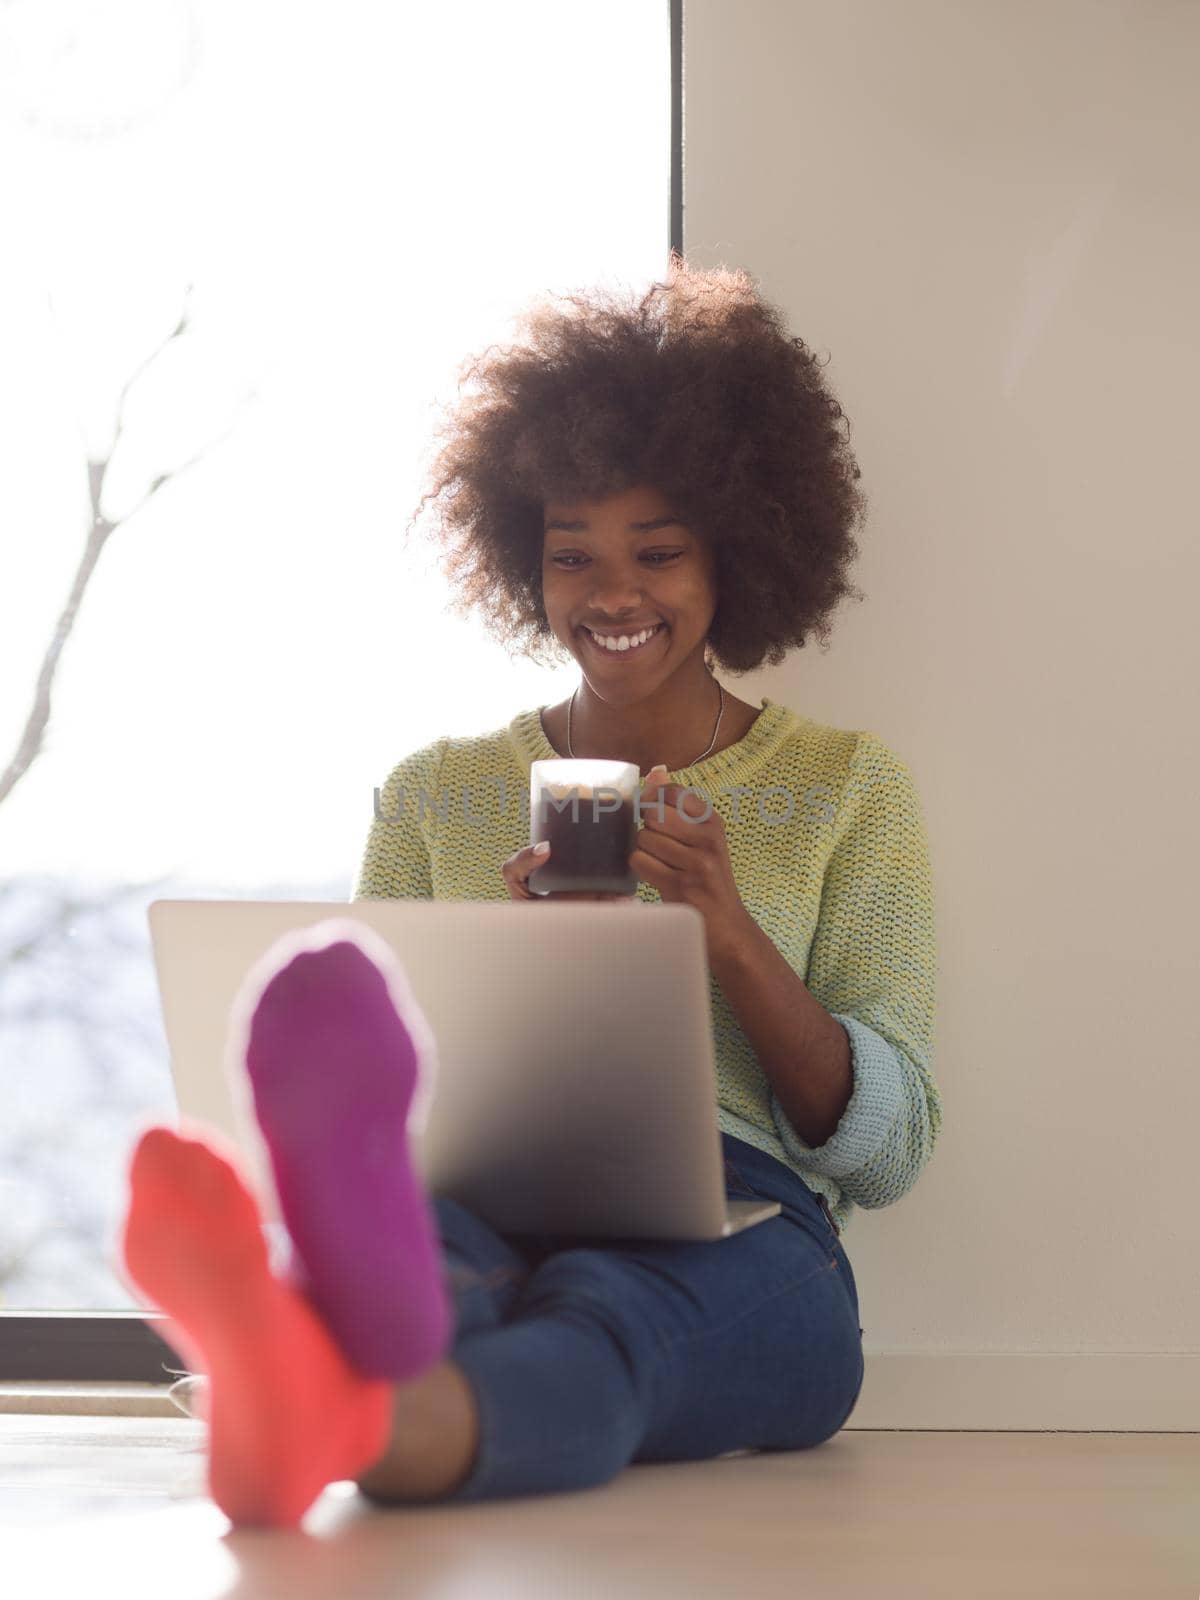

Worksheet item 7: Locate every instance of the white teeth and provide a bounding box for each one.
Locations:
[588,624,661,652]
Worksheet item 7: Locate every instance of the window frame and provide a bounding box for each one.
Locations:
[0,1312,182,1383]
[0,0,684,1386]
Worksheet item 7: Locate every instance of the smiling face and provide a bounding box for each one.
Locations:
[541,484,718,700]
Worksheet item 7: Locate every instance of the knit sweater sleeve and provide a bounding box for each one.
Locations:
[351,738,447,901]
[768,731,942,1208]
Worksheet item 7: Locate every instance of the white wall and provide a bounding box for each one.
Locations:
[683,0,1200,1428]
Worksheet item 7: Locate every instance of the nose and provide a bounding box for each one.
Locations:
[586,564,646,617]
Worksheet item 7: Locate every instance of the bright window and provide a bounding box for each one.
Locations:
[0,0,671,1311]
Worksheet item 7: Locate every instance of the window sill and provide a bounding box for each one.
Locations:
[0,1382,178,1418]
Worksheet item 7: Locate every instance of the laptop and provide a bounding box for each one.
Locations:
[146,898,781,1243]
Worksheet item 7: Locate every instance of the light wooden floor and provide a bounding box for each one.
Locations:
[2,1413,1197,1598]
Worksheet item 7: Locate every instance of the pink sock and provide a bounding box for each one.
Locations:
[228,919,453,1380]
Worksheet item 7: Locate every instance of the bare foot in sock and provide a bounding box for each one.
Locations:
[233,921,452,1379]
[120,1124,394,1528]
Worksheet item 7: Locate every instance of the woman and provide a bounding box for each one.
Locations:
[118,256,941,1527]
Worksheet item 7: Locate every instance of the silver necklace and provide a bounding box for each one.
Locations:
[567,678,726,767]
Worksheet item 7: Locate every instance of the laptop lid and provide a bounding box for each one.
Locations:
[146,899,778,1241]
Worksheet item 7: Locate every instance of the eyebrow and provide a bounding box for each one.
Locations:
[543,516,682,533]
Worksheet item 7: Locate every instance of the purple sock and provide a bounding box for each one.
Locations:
[226,918,452,1380]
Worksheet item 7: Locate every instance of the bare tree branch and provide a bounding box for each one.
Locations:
[0,288,257,808]
[0,520,112,808]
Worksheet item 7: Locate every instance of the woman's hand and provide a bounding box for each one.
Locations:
[631,768,757,963]
[500,842,637,903]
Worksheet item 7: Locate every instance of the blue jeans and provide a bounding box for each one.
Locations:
[420,1131,865,1502]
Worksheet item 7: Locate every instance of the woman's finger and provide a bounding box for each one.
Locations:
[500,841,552,901]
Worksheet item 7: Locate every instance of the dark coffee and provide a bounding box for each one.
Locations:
[529,785,637,895]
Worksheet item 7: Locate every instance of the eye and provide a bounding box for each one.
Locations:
[547,550,684,570]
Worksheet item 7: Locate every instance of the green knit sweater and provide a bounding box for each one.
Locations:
[352,697,941,1235]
